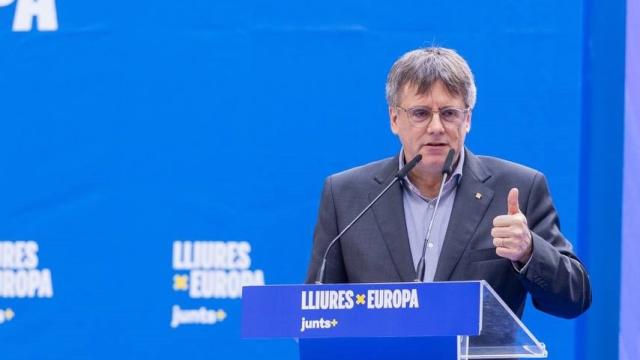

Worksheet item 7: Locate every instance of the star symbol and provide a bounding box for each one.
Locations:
[356,294,366,305]
[5,308,15,321]
[330,319,338,327]
[216,309,227,321]
[173,274,189,291]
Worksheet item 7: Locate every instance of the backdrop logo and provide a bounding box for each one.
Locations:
[170,240,265,328]
[0,0,57,32]
[0,241,54,299]
[0,308,15,325]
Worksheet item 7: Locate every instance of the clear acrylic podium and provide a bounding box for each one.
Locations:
[462,281,547,358]
[242,281,547,359]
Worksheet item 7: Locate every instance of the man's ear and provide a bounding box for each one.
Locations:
[389,106,399,135]
[465,111,472,133]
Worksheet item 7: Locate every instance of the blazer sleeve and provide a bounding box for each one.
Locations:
[518,171,592,318]
[305,176,348,284]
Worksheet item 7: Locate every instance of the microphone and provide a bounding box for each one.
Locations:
[315,154,422,284]
[441,148,455,176]
[397,153,423,179]
[414,149,456,282]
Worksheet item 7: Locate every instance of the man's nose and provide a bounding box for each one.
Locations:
[427,113,446,133]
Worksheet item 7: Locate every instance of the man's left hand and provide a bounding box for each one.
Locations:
[491,188,533,264]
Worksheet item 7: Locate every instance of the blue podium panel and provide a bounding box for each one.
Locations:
[242,281,481,339]
[298,337,457,360]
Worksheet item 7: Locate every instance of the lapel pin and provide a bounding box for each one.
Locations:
[475,192,482,199]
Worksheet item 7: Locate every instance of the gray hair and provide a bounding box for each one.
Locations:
[385,47,477,109]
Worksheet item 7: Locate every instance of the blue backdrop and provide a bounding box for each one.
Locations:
[0,0,627,359]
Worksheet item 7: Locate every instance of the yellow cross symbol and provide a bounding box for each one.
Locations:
[5,308,15,321]
[216,310,227,321]
[330,319,338,327]
[173,274,189,291]
[356,294,366,305]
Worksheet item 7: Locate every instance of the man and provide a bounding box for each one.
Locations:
[305,47,591,319]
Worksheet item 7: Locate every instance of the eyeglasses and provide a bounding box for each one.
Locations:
[396,105,469,128]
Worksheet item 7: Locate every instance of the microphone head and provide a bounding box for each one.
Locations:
[397,154,422,179]
[442,149,455,175]
[409,153,423,166]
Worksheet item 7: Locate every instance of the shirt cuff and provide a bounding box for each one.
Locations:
[511,255,532,274]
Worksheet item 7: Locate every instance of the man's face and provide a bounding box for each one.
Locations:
[389,81,471,177]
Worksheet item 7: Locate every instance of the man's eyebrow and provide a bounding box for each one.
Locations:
[407,105,462,109]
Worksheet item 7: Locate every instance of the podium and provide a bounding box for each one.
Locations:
[242,281,547,359]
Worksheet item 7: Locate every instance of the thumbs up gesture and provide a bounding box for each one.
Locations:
[491,188,533,264]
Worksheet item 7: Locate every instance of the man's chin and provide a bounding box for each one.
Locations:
[414,160,446,176]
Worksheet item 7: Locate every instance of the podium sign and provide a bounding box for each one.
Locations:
[242,281,481,338]
[242,281,547,359]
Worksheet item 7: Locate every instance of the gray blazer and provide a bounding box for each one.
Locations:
[306,149,591,318]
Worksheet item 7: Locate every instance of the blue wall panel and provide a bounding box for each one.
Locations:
[620,0,639,357]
